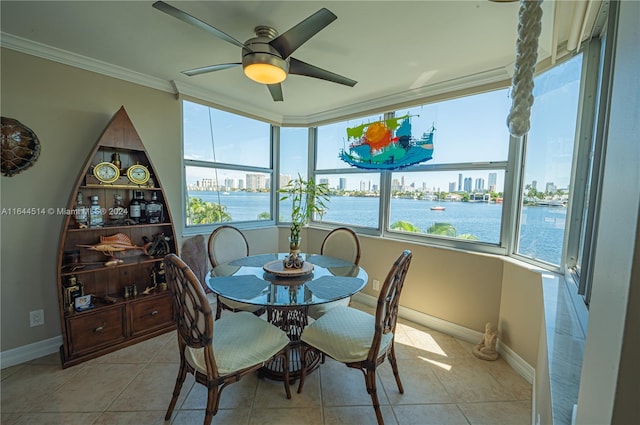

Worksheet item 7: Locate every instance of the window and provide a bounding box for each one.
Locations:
[516,55,583,266]
[278,127,309,222]
[315,115,383,230]
[182,101,273,228]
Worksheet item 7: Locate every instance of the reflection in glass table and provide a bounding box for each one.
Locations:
[207,253,368,381]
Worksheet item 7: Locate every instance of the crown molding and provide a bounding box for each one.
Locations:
[1,32,512,127]
[1,32,174,93]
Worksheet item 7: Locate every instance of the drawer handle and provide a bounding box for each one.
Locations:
[150,310,159,316]
[94,326,104,333]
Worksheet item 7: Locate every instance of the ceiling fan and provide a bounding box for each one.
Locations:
[152,1,357,102]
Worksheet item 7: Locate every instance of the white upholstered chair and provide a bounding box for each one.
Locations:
[307,227,361,320]
[207,225,265,319]
[163,254,291,425]
[297,250,412,425]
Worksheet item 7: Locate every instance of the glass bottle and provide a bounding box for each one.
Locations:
[146,192,164,224]
[88,196,103,227]
[129,192,141,223]
[135,191,148,224]
[74,192,89,227]
[109,194,127,223]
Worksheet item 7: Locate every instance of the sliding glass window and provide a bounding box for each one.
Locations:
[182,100,273,228]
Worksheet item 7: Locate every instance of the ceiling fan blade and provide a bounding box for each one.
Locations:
[269,8,337,59]
[152,1,247,50]
[267,84,284,102]
[289,57,357,87]
[182,63,241,76]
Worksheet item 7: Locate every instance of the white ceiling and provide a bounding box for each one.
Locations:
[1,1,601,125]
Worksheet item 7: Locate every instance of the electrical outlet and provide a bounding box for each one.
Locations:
[30,309,44,327]
[372,279,380,291]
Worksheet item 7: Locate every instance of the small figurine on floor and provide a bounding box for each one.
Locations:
[473,322,499,361]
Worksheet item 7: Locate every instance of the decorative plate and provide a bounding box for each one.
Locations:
[263,260,314,277]
[1,117,41,177]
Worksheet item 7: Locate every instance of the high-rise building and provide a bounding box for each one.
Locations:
[339,177,347,190]
[280,174,292,189]
[246,173,266,191]
[449,181,456,192]
[488,173,497,192]
[458,173,463,192]
[464,177,472,192]
[475,178,485,191]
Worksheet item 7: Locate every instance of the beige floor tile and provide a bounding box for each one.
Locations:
[0,364,25,381]
[432,357,515,403]
[0,412,101,425]
[378,359,454,405]
[392,403,470,425]
[253,375,301,408]
[0,306,532,424]
[249,407,323,425]
[458,400,532,424]
[173,408,250,425]
[93,410,168,424]
[0,364,85,413]
[324,405,397,425]
[34,363,142,413]
[107,362,192,412]
[319,358,390,407]
[180,372,257,410]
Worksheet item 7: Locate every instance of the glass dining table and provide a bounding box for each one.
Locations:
[207,252,368,381]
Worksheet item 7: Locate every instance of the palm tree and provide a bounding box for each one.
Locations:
[186,197,231,225]
[390,220,422,233]
[426,222,457,237]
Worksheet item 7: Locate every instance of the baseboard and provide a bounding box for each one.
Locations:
[0,335,62,369]
[352,293,535,384]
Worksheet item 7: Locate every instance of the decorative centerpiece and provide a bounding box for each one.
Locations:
[279,174,330,269]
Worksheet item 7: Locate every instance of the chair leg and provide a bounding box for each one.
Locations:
[164,358,188,421]
[388,344,404,394]
[215,296,222,320]
[282,345,292,399]
[297,344,308,394]
[365,368,384,425]
[204,385,221,425]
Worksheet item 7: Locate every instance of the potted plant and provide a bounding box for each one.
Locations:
[279,174,330,259]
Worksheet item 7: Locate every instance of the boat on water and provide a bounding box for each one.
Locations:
[339,115,435,170]
[431,206,446,211]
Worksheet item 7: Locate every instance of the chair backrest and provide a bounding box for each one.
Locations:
[207,225,249,268]
[180,234,209,292]
[369,250,412,361]
[320,227,361,266]
[164,254,214,350]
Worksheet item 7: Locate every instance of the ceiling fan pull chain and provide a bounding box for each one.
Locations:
[507,0,543,137]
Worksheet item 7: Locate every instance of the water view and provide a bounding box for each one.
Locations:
[189,191,565,264]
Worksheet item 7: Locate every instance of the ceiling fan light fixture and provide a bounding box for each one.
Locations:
[244,63,287,84]
[242,51,289,85]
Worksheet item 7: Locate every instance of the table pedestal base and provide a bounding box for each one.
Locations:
[260,306,319,382]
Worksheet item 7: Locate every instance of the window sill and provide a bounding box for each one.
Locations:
[540,274,586,425]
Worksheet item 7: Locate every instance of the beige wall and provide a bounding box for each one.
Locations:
[0,47,543,369]
[0,48,183,350]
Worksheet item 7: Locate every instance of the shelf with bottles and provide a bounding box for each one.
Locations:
[61,261,169,316]
[60,254,165,277]
[68,188,167,230]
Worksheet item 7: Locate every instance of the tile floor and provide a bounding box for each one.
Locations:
[1,303,531,424]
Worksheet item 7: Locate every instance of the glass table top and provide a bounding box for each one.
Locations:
[207,253,368,307]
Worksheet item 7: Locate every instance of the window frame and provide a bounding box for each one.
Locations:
[181,100,276,235]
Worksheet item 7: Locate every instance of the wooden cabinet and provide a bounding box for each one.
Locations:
[56,107,177,368]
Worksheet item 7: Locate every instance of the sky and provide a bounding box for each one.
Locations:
[183,53,581,193]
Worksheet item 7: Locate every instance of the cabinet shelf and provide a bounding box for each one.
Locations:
[56,106,177,368]
[66,222,172,233]
[61,255,163,276]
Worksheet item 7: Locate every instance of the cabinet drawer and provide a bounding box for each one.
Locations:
[67,307,126,355]
[131,295,174,336]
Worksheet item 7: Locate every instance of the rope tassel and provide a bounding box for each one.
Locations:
[507,0,543,137]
